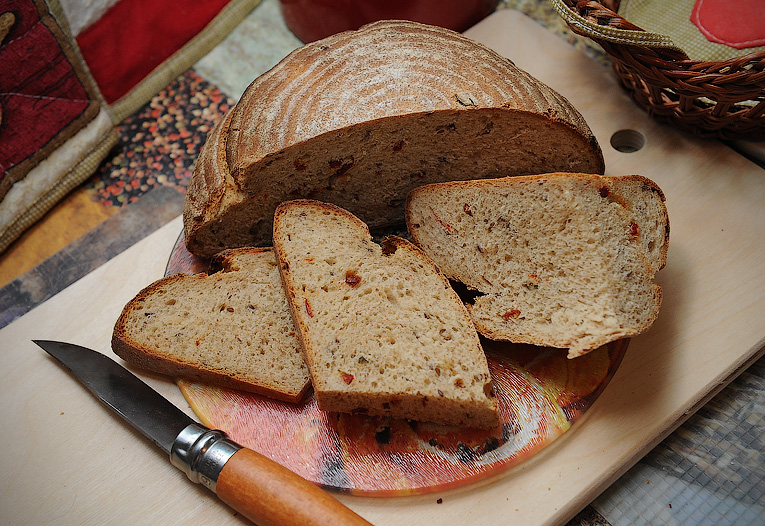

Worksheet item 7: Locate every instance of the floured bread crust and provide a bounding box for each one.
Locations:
[183,20,604,258]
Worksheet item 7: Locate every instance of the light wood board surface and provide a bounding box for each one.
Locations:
[1,10,763,526]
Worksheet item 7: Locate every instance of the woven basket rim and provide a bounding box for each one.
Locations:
[551,0,765,65]
[550,0,765,140]
[550,0,683,53]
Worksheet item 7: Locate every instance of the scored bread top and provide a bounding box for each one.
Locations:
[273,199,499,429]
[183,20,605,257]
[227,20,599,181]
[406,173,667,358]
[111,247,311,403]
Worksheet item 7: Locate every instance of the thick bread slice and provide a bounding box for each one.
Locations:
[112,248,311,403]
[405,173,668,358]
[273,199,499,429]
[183,20,605,258]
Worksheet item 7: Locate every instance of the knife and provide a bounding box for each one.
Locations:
[34,340,373,526]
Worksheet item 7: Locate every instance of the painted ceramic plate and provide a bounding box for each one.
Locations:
[167,232,627,496]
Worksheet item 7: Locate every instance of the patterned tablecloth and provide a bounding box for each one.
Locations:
[0,1,762,524]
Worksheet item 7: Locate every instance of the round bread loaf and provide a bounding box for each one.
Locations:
[184,20,605,258]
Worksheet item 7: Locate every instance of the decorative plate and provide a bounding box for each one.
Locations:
[167,232,627,496]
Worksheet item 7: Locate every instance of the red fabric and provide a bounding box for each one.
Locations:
[691,0,765,50]
[76,0,231,104]
[0,0,91,179]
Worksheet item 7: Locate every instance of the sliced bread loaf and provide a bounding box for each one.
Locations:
[183,20,605,257]
[112,247,311,403]
[405,173,668,358]
[272,199,499,428]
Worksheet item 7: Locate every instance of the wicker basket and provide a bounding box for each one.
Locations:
[550,0,765,140]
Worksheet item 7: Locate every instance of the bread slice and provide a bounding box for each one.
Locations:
[183,20,605,257]
[112,248,311,403]
[272,199,499,428]
[405,173,668,358]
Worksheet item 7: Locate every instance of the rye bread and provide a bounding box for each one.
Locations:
[183,20,605,258]
[111,247,311,403]
[405,173,668,358]
[272,199,499,428]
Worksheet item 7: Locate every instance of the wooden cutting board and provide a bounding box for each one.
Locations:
[1,10,763,526]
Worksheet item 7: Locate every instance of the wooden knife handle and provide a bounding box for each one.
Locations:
[216,448,373,526]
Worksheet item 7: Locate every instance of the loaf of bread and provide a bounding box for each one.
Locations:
[272,199,499,428]
[405,173,669,358]
[183,20,605,258]
[112,248,311,403]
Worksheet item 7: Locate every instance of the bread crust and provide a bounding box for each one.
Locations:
[184,20,605,258]
[183,110,247,257]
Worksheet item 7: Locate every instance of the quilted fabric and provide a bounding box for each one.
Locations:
[619,0,765,61]
[0,0,117,253]
[691,0,765,50]
[0,0,257,254]
[0,0,102,201]
[76,0,231,104]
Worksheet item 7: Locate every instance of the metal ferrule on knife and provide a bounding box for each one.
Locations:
[171,423,241,492]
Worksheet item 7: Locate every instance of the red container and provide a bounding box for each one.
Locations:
[279,0,499,43]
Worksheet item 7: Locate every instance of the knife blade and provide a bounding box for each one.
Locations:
[34,340,373,526]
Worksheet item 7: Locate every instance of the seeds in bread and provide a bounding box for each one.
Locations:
[183,20,605,258]
[111,247,311,403]
[405,173,667,358]
[273,199,499,429]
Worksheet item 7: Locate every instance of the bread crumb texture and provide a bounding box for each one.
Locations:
[406,173,667,358]
[274,199,498,429]
[112,248,311,403]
